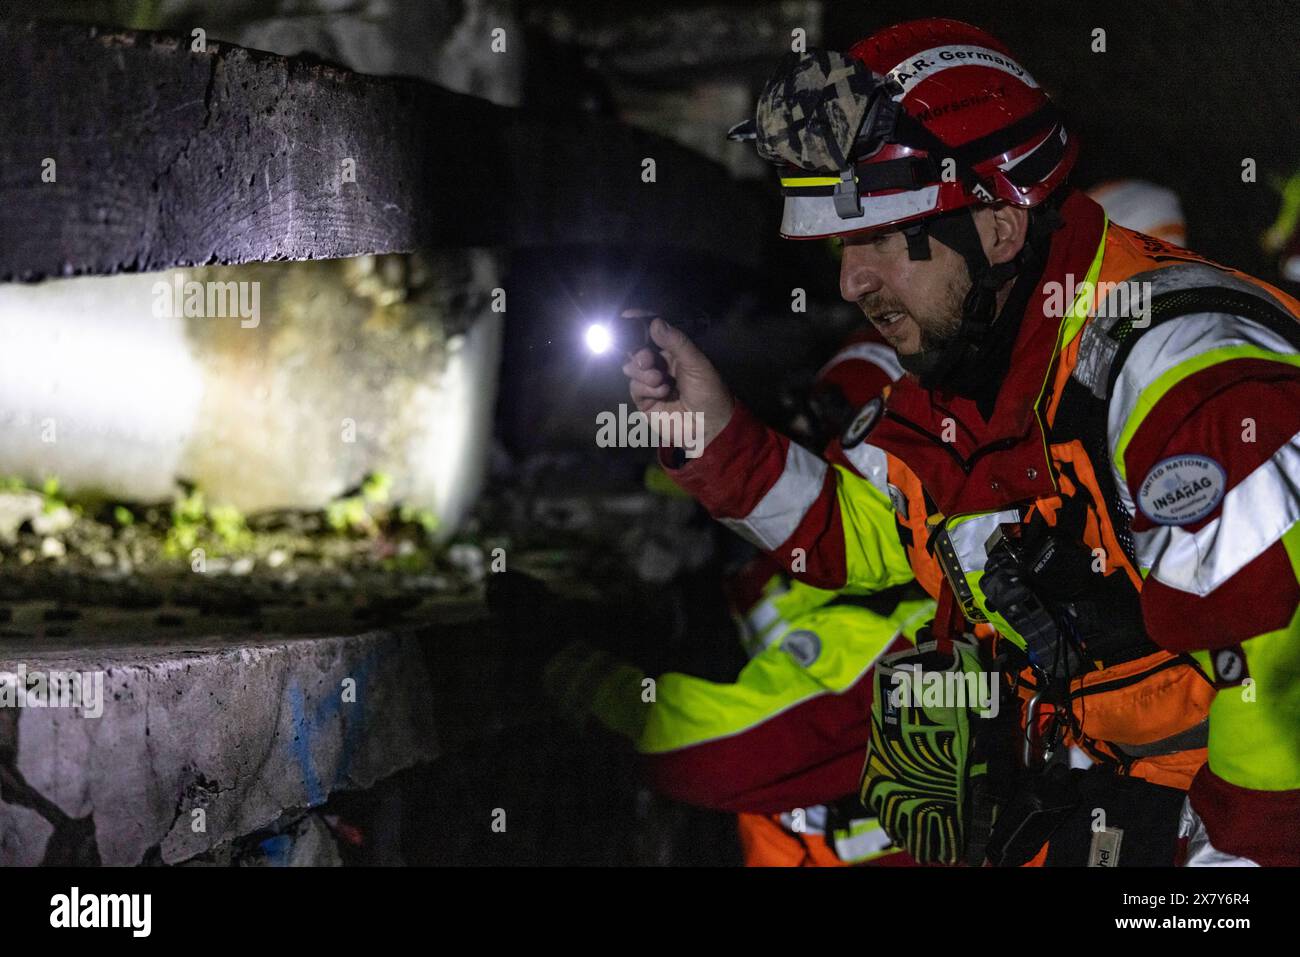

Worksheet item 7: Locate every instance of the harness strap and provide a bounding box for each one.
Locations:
[1111,719,1210,759]
[1055,281,1300,570]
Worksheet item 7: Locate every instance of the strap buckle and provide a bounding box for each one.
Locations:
[833,168,863,219]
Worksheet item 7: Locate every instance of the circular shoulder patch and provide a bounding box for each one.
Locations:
[841,397,883,449]
[1137,454,1226,526]
[1213,648,1246,684]
[781,629,822,668]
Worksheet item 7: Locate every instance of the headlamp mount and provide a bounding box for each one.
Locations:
[833,169,864,219]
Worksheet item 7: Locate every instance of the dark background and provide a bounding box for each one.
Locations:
[829,0,1300,281]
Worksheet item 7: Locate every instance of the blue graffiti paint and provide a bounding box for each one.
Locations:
[287,647,382,808]
[289,682,326,807]
[259,834,293,866]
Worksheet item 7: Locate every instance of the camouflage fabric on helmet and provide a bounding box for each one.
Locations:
[755,49,887,173]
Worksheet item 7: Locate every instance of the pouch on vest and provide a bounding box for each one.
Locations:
[860,633,1010,865]
[824,795,904,864]
[985,764,1186,866]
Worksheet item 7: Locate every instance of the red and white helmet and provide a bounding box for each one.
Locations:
[746,19,1077,241]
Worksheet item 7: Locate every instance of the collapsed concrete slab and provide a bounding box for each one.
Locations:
[0,626,441,865]
[0,252,503,535]
[0,20,763,283]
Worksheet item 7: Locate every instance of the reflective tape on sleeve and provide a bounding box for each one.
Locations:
[945,510,1022,577]
[1108,312,1300,482]
[832,817,898,863]
[1136,430,1300,595]
[780,804,828,835]
[817,341,905,382]
[720,442,828,551]
[841,441,890,499]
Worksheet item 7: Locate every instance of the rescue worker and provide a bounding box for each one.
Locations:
[518,337,934,866]
[622,18,1300,865]
[539,560,931,866]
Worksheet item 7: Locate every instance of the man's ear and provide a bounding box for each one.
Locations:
[983,204,1030,265]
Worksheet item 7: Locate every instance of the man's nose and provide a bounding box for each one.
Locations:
[839,246,884,304]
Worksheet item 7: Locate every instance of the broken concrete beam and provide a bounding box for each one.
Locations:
[0,626,440,865]
[0,21,763,282]
[191,0,528,108]
[0,252,503,533]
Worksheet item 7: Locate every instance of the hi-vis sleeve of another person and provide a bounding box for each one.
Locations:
[637,596,933,755]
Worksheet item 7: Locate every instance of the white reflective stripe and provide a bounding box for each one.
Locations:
[999,126,1059,173]
[946,509,1020,577]
[780,186,941,239]
[885,45,1039,97]
[780,804,828,835]
[817,341,904,383]
[841,441,890,499]
[744,627,785,659]
[1178,798,1260,867]
[745,597,781,637]
[742,598,787,658]
[998,125,1072,195]
[720,442,827,551]
[832,818,895,863]
[1111,456,1138,523]
[1136,430,1300,594]
[1107,312,1297,471]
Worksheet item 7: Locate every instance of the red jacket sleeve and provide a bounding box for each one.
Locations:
[1120,365,1300,652]
[663,403,912,591]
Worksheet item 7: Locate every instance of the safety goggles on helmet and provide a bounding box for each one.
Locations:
[729,38,1075,241]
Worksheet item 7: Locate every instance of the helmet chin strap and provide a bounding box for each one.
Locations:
[897,204,1057,396]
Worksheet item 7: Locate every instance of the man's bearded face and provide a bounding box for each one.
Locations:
[838,227,971,359]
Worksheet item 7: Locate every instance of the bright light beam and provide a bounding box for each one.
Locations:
[584,322,614,355]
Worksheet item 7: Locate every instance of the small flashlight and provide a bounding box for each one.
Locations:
[582,311,658,356]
